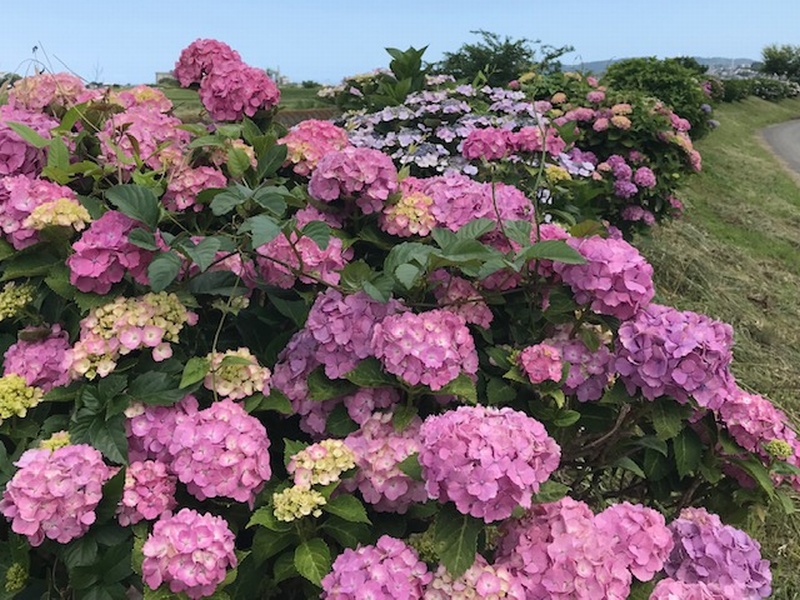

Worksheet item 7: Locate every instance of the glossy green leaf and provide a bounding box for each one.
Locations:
[105,185,161,229]
[294,538,331,586]
[323,495,371,524]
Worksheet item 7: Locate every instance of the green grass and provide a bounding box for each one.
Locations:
[637,96,800,598]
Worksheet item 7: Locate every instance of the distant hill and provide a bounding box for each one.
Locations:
[562,56,757,74]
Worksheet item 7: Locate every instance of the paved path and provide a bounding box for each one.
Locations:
[762,119,800,179]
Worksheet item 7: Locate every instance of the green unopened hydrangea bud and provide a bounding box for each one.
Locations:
[0,282,34,321]
[407,527,438,563]
[764,439,793,459]
[39,430,71,451]
[4,562,27,593]
[272,486,326,522]
[0,374,43,423]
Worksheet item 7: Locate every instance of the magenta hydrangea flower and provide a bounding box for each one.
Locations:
[142,508,237,600]
[519,343,563,384]
[0,175,79,249]
[0,444,114,546]
[198,61,280,121]
[163,165,227,212]
[665,507,772,598]
[126,395,200,463]
[116,460,177,526]
[8,72,85,112]
[3,324,71,392]
[173,38,242,87]
[67,210,154,294]
[615,304,735,409]
[321,535,432,599]
[371,309,478,391]
[278,119,351,176]
[586,90,606,104]
[553,235,655,320]
[594,502,674,582]
[254,229,351,289]
[649,579,730,600]
[424,555,526,599]
[495,497,632,599]
[308,147,399,214]
[306,289,406,379]
[168,398,271,506]
[511,126,566,157]
[430,269,493,328]
[543,326,615,402]
[419,406,560,522]
[634,166,657,189]
[614,179,639,198]
[341,411,428,513]
[462,127,513,160]
[0,106,58,177]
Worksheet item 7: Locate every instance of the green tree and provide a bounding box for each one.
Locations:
[760,44,800,82]
[434,30,572,87]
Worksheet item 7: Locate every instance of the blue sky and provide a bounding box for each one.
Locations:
[1,1,798,85]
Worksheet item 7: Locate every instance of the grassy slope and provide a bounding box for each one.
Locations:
[637,96,800,599]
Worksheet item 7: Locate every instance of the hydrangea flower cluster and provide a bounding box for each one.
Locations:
[8,72,86,112]
[419,405,560,521]
[424,555,525,599]
[518,343,563,384]
[430,269,493,328]
[495,497,632,599]
[342,411,428,513]
[3,324,71,392]
[462,127,513,160]
[665,507,772,598]
[39,431,71,451]
[23,197,91,232]
[309,147,399,214]
[0,105,58,177]
[116,460,177,526]
[374,308,477,388]
[126,395,200,463]
[115,85,173,113]
[198,60,281,122]
[141,508,237,600]
[163,165,227,212]
[67,292,197,379]
[321,535,432,599]
[0,444,114,546]
[203,347,271,400]
[594,502,674,581]
[0,175,81,249]
[0,374,43,424]
[168,399,272,505]
[287,439,356,488]
[67,210,154,294]
[615,304,735,409]
[272,486,327,522]
[0,281,34,321]
[542,326,615,402]
[278,119,351,176]
[380,190,437,237]
[553,235,655,320]
[649,579,728,600]
[173,39,242,87]
[306,289,405,378]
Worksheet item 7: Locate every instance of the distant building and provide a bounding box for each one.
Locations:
[155,71,175,84]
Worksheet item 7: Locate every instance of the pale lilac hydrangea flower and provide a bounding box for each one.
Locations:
[3,324,71,392]
[321,535,432,599]
[142,508,236,600]
[116,460,177,526]
[519,343,563,384]
[419,406,560,522]
[0,444,114,546]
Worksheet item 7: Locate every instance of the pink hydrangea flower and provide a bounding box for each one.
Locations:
[519,343,563,384]
[649,579,729,600]
[3,324,71,392]
[8,72,85,112]
[142,508,236,600]
[342,412,428,513]
[278,119,351,176]
[371,309,478,391]
[511,126,566,156]
[424,555,526,599]
[0,175,79,249]
[633,166,657,189]
[586,90,606,104]
[543,326,615,402]
[462,127,513,160]
[163,165,227,212]
[0,106,58,177]
[430,269,493,328]
[321,535,432,599]
[0,444,114,546]
[126,395,200,463]
[168,399,271,506]
[254,229,351,289]
[173,39,242,87]
[115,85,173,113]
[116,460,177,526]
[419,406,560,522]
[198,61,280,121]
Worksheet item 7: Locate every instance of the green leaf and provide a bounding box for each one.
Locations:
[273,551,298,583]
[252,187,288,217]
[62,536,98,569]
[180,357,210,389]
[435,504,483,578]
[505,220,533,246]
[227,147,252,177]
[211,190,248,216]
[394,263,422,289]
[516,240,586,265]
[128,228,158,251]
[267,292,308,327]
[307,367,356,401]
[321,516,373,549]
[6,121,49,148]
[252,528,296,565]
[283,438,310,467]
[734,459,776,499]
[147,251,182,292]
[241,117,263,145]
[294,538,331,586]
[302,221,332,250]
[362,276,393,303]
[642,448,671,481]
[397,453,423,481]
[634,435,669,457]
[456,218,496,240]
[180,237,221,272]
[432,228,458,249]
[248,390,293,414]
[247,506,293,532]
[90,414,128,465]
[392,404,417,432]
[485,377,517,405]
[673,429,703,478]
[651,400,683,440]
[128,372,186,405]
[105,185,160,229]
[322,495,371,524]
[257,143,288,180]
[240,214,281,248]
[613,456,646,479]
[553,409,581,427]
[47,136,70,172]
[532,480,570,503]
[325,405,359,437]
[437,373,478,403]
[343,358,397,388]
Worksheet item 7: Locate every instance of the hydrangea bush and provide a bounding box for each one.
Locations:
[0,40,794,599]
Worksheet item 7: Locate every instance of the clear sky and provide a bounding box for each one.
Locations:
[1,1,798,85]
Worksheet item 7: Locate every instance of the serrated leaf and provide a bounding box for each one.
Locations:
[47,136,70,172]
[128,228,158,250]
[456,218,496,240]
[227,147,252,178]
[294,538,331,586]
[128,372,185,406]
[485,377,517,405]
[505,220,533,246]
[252,187,288,216]
[211,190,248,216]
[321,516,373,549]
[397,453,423,481]
[6,121,49,148]
[302,221,331,250]
[651,401,683,440]
[105,185,160,229]
[432,227,458,249]
[516,240,586,265]
[634,435,669,457]
[394,263,421,289]
[392,405,418,432]
[437,373,478,403]
[180,357,210,388]
[252,528,296,565]
[240,214,281,248]
[322,495,371,524]
[266,293,308,327]
[362,276,393,303]
[248,390,293,414]
[734,459,776,499]
[147,251,182,292]
[435,505,483,578]
[642,448,671,481]
[673,429,703,478]
[181,237,221,272]
[613,456,646,479]
[553,409,581,427]
[62,536,98,569]
[342,358,396,388]
[257,143,289,180]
